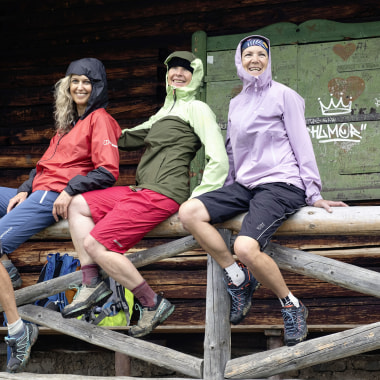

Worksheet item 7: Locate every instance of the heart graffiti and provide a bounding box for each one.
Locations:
[327,76,365,105]
[333,43,356,61]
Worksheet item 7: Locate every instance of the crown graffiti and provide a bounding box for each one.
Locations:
[318,94,352,116]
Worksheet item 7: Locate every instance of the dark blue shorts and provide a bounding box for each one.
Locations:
[196,182,306,250]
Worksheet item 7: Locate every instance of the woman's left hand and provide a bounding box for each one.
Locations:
[313,199,349,213]
[52,190,73,222]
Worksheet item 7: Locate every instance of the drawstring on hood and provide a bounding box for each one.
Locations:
[235,35,272,94]
[65,58,109,120]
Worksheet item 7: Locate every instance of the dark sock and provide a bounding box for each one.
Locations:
[82,264,100,286]
[132,281,157,308]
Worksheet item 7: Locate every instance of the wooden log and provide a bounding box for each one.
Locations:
[31,206,380,241]
[224,322,380,378]
[1,235,200,311]
[18,304,203,379]
[8,238,380,313]
[203,229,232,380]
[222,206,380,236]
[265,242,380,298]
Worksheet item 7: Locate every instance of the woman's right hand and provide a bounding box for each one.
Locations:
[7,191,28,213]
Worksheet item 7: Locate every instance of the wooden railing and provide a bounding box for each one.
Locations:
[5,206,380,379]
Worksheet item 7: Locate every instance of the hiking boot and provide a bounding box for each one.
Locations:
[61,281,112,319]
[225,264,260,325]
[4,263,22,289]
[282,301,308,346]
[5,323,39,373]
[128,296,175,338]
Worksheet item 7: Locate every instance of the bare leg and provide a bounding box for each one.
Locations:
[0,264,19,324]
[234,236,289,299]
[180,199,289,298]
[84,235,145,291]
[179,199,235,268]
[68,194,97,266]
[68,194,146,290]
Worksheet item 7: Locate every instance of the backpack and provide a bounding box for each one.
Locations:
[78,277,134,326]
[34,252,80,312]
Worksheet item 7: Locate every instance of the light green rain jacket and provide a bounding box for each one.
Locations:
[118,51,228,204]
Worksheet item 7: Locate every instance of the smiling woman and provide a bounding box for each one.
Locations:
[167,56,193,87]
[0,57,122,373]
[70,75,92,116]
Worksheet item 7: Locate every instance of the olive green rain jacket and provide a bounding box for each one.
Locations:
[118,51,228,204]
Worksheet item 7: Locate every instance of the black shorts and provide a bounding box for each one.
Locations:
[196,182,306,250]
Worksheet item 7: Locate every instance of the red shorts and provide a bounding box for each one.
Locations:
[82,186,179,253]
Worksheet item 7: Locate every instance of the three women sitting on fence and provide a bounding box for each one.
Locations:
[179,35,348,346]
[61,51,229,338]
[0,57,121,372]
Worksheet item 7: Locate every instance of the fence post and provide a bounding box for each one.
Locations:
[203,229,232,380]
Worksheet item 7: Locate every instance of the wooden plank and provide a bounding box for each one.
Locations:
[18,304,203,379]
[224,322,380,378]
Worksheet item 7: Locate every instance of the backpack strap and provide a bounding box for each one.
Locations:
[90,303,119,325]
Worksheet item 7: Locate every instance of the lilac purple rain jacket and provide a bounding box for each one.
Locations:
[225,35,323,206]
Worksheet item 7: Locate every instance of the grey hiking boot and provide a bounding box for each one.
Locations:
[5,323,39,373]
[128,296,175,338]
[225,264,260,325]
[4,263,22,289]
[282,301,308,346]
[61,280,112,319]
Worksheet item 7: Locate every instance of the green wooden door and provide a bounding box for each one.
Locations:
[193,20,380,201]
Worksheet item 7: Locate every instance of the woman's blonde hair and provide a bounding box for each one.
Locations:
[54,75,77,133]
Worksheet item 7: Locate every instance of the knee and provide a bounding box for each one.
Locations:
[179,199,208,231]
[83,234,98,259]
[68,194,83,216]
[234,237,261,265]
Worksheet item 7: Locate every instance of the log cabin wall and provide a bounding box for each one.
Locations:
[0,0,379,301]
[1,0,379,190]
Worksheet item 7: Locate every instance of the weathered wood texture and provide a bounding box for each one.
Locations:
[18,304,203,379]
[5,223,380,328]
[1,0,379,189]
[27,205,380,240]
[1,3,380,377]
[203,230,231,380]
[225,322,380,378]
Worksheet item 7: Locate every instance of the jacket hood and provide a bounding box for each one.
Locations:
[235,35,272,91]
[164,51,204,101]
[65,57,109,120]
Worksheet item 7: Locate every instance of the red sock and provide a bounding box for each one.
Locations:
[132,281,157,308]
[82,264,100,286]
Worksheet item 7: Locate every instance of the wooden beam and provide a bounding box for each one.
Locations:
[224,322,380,378]
[31,206,380,240]
[7,236,380,314]
[18,304,203,379]
[265,242,380,298]
[1,235,200,312]
[203,229,232,379]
